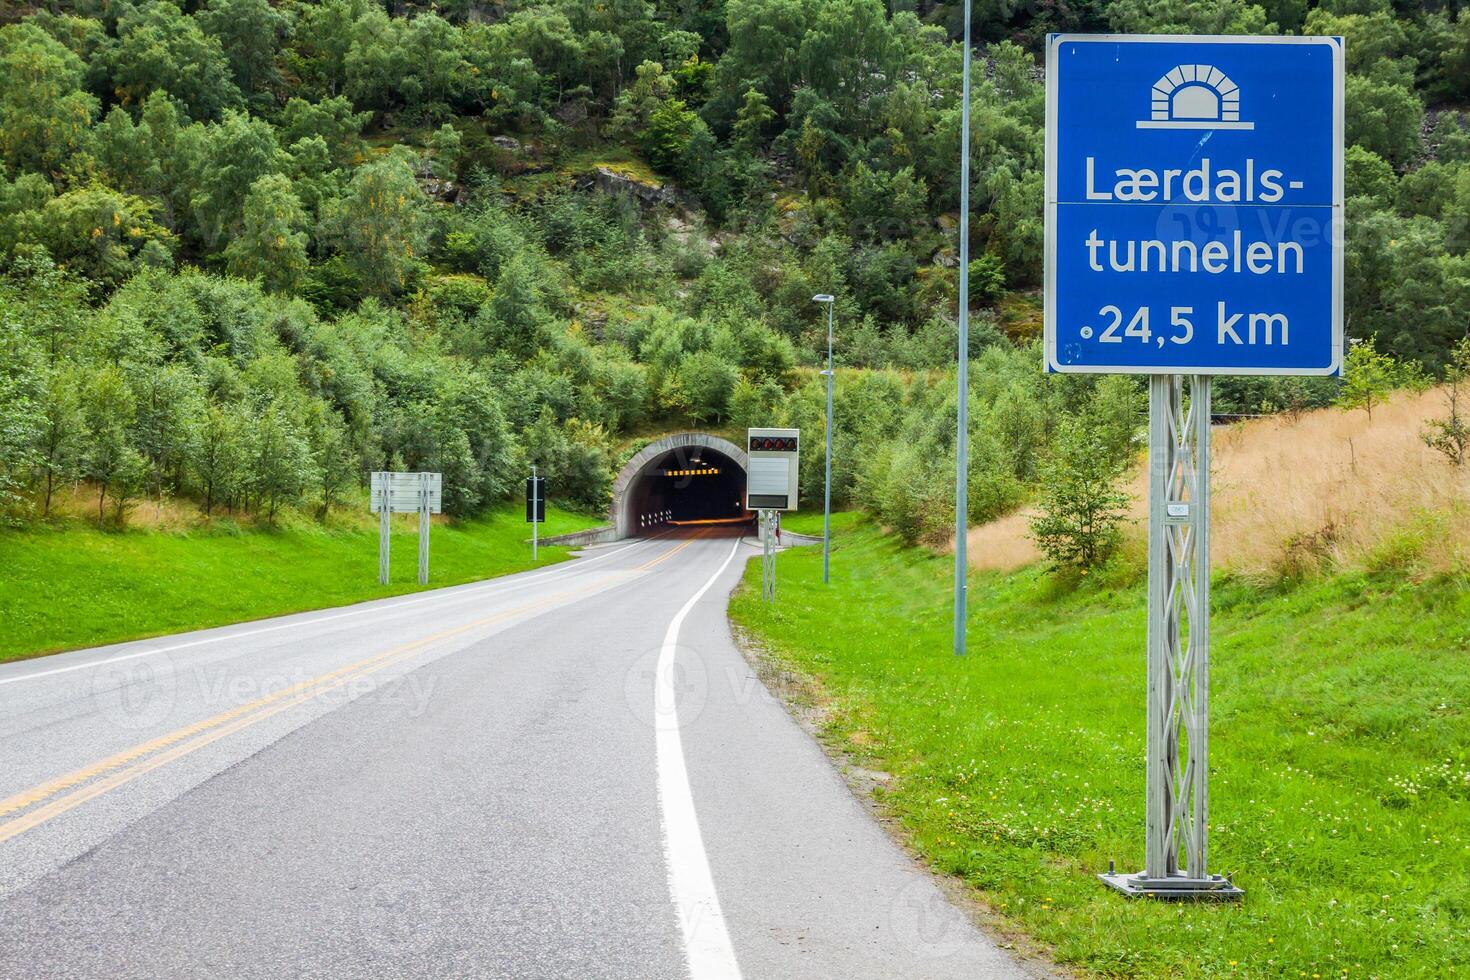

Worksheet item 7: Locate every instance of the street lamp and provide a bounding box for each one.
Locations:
[813,293,836,584]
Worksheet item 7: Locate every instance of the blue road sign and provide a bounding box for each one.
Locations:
[1045,35,1344,375]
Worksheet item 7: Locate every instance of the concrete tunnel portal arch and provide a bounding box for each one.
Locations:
[610,433,749,537]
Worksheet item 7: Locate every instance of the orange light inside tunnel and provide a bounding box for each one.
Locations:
[660,468,720,477]
[668,515,756,526]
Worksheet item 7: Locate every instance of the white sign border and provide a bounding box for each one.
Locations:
[1043,33,1345,376]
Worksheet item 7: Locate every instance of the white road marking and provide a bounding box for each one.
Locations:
[655,536,744,980]
[0,535,665,687]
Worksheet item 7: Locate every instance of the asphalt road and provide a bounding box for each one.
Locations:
[0,528,1034,979]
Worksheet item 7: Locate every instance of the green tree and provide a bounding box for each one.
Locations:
[197,0,290,104]
[251,403,315,522]
[474,254,549,359]
[842,163,927,242]
[717,0,812,118]
[609,60,675,139]
[1107,0,1272,34]
[0,309,43,514]
[1028,413,1132,572]
[642,97,707,177]
[1444,14,1470,102]
[98,0,242,121]
[285,0,364,99]
[93,92,192,230]
[33,366,85,517]
[80,366,144,525]
[304,401,356,518]
[321,149,429,296]
[1345,145,1396,207]
[129,363,199,515]
[191,110,284,249]
[0,23,98,175]
[666,350,737,424]
[190,402,250,517]
[1345,74,1423,169]
[1337,335,1404,422]
[732,87,776,156]
[225,174,310,293]
[560,418,613,511]
[428,123,463,180]
[1,251,88,361]
[1424,338,1470,466]
[277,96,368,168]
[4,185,175,288]
[969,254,1007,305]
[522,405,569,483]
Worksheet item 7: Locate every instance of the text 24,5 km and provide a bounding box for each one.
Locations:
[1081,303,1289,348]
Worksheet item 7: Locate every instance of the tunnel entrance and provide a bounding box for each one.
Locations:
[628,447,745,530]
[610,433,751,537]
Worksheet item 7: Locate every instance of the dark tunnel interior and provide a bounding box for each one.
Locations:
[625,447,748,533]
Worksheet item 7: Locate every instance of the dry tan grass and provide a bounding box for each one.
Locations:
[965,387,1470,577]
[30,483,386,532]
[964,507,1043,571]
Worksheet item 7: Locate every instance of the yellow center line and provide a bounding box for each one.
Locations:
[0,573,621,841]
[634,528,709,571]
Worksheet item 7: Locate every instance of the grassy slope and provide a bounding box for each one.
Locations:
[0,504,601,662]
[777,509,863,536]
[731,519,1470,978]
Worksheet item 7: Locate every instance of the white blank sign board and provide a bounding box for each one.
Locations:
[370,472,442,514]
[748,457,790,498]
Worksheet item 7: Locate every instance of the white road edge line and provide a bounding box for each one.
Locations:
[655,535,744,980]
[0,534,668,687]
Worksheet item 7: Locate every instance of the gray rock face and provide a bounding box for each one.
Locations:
[585,167,680,208]
[418,176,465,205]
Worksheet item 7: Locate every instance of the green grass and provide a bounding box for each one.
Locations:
[0,504,601,662]
[778,509,863,537]
[731,518,1470,978]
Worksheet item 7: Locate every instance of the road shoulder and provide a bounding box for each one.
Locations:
[726,601,1066,979]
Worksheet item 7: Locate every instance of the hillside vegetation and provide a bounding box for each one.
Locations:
[0,0,1468,537]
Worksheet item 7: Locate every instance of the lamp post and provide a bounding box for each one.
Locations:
[813,293,836,584]
[954,0,973,656]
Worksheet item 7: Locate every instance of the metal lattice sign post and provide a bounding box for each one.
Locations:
[370,472,442,586]
[1046,33,1343,899]
[759,510,778,602]
[1143,375,1214,891]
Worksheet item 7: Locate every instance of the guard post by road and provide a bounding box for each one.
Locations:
[746,428,799,602]
[526,470,547,561]
[370,471,443,586]
[1045,33,1343,899]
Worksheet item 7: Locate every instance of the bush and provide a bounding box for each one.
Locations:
[968,254,1007,305]
[1028,413,1132,571]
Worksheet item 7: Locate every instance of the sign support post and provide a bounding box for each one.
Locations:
[418,473,431,585]
[759,509,777,602]
[525,470,546,557]
[371,471,442,586]
[1101,375,1239,899]
[378,494,391,586]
